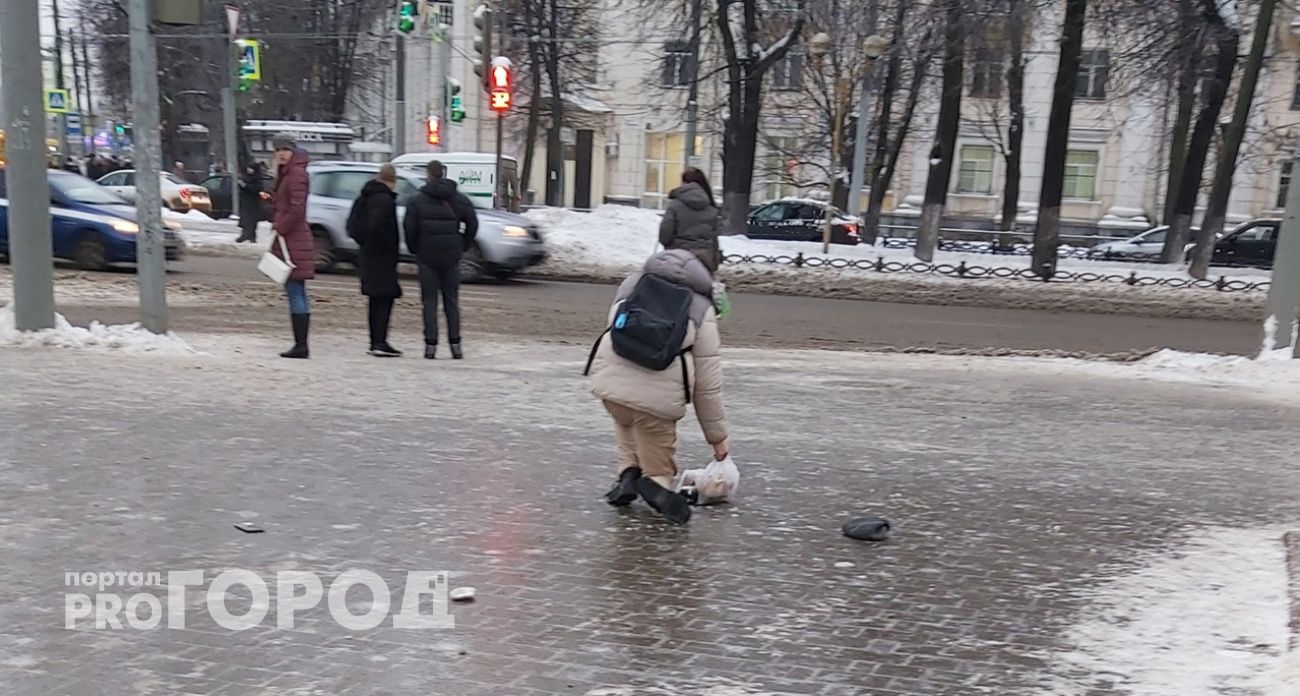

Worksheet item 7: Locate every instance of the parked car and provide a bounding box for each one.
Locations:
[1086,226,1197,261]
[0,168,185,270]
[197,171,274,220]
[305,161,546,280]
[745,198,861,245]
[1187,218,1281,269]
[96,169,213,214]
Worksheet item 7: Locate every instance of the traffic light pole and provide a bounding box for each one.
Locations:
[1,0,56,330]
[395,34,407,156]
[495,112,503,208]
[1266,146,1300,356]
[128,0,170,333]
[683,0,702,168]
[224,35,240,220]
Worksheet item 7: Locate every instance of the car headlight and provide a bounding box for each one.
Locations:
[502,225,530,238]
[111,220,140,234]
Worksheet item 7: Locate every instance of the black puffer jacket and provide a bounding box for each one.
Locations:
[347,179,402,298]
[403,178,479,267]
[659,182,721,271]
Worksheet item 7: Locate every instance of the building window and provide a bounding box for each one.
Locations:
[762,136,800,200]
[662,41,691,88]
[1063,150,1100,200]
[643,132,701,208]
[1279,160,1294,208]
[1292,62,1300,110]
[772,52,803,91]
[969,49,1003,98]
[957,145,996,194]
[1075,49,1110,100]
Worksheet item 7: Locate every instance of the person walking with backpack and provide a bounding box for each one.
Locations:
[659,167,722,272]
[348,164,403,357]
[585,249,730,524]
[269,134,316,359]
[403,160,478,360]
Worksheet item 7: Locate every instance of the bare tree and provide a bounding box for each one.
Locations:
[914,0,965,262]
[1190,0,1277,279]
[716,0,807,233]
[1031,0,1087,278]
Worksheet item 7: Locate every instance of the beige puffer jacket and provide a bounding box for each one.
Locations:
[589,250,728,445]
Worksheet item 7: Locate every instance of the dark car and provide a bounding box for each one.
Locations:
[0,168,185,270]
[198,172,273,220]
[1192,219,1280,269]
[746,199,860,245]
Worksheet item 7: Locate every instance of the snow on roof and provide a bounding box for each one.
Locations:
[563,92,613,114]
[243,120,356,136]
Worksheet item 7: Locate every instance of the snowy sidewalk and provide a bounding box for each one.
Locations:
[2,322,1300,695]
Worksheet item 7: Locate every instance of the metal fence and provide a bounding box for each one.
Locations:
[721,252,1271,293]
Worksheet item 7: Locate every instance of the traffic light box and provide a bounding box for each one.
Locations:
[448,78,466,123]
[426,115,441,145]
[488,58,512,114]
[397,0,419,34]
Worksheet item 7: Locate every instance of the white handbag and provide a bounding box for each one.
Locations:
[257,234,295,285]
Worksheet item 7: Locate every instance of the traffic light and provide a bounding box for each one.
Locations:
[488,57,512,113]
[397,0,419,34]
[426,115,441,145]
[472,4,492,88]
[448,78,465,123]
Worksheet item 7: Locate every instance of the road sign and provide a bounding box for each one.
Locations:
[235,39,261,81]
[66,114,82,135]
[44,90,71,113]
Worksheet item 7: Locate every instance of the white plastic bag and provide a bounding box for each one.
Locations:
[677,456,740,505]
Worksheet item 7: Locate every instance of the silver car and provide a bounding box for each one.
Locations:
[305,162,546,280]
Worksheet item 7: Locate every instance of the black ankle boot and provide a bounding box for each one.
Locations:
[281,314,310,359]
[635,478,691,524]
[424,344,437,360]
[605,467,641,507]
[450,342,463,360]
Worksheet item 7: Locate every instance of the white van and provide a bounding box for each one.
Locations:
[390,151,521,212]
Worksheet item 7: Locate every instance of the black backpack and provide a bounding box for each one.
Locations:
[584,274,696,403]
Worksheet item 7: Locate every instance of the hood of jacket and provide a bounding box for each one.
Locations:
[670,182,713,212]
[361,179,395,198]
[643,249,713,297]
[420,178,459,200]
[280,147,310,174]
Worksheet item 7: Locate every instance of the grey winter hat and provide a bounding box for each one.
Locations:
[271,133,296,151]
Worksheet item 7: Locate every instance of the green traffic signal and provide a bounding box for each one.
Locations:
[398,0,418,33]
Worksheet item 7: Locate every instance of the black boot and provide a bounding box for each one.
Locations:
[635,477,692,524]
[424,344,437,360]
[450,342,463,360]
[605,467,641,507]
[280,314,310,359]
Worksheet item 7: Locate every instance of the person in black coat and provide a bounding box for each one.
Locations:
[236,162,266,243]
[348,164,404,357]
[403,159,478,360]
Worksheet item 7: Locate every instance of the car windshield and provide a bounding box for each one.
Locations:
[50,171,128,205]
[162,172,189,185]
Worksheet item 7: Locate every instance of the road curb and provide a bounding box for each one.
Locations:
[1285,531,1300,650]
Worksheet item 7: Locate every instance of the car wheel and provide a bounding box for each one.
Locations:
[460,244,486,283]
[491,268,516,281]
[74,231,110,271]
[312,228,338,273]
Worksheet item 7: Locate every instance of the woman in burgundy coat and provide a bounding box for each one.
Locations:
[269,134,317,358]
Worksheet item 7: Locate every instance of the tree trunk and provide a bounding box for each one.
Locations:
[915,0,964,262]
[1032,0,1087,279]
[520,2,545,204]
[722,74,764,234]
[1162,0,1199,226]
[860,0,910,245]
[543,0,565,207]
[998,0,1027,251]
[1191,0,1273,279]
[1161,21,1239,263]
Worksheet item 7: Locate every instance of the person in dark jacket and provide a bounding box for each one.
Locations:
[236,162,265,243]
[659,167,722,272]
[269,134,316,359]
[403,159,478,360]
[348,164,403,357]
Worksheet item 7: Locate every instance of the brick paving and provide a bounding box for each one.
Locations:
[2,335,1299,695]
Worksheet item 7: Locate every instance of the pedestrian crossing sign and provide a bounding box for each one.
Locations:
[236,39,261,81]
[45,89,71,114]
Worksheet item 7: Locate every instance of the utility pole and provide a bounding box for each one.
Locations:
[847,2,884,219]
[70,30,85,156]
[223,4,240,219]
[1,0,56,330]
[128,0,169,333]
[79,13,95,130]
[1266,146,1300,356]
[51,0,69,159]
[395,35,407,156]
[683,0,703,169]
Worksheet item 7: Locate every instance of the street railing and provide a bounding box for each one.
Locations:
[721,252,1271,293]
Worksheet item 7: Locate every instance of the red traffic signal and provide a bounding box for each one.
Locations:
[489,60,511,113]
[491,64,510,90]
[426,115,441,145]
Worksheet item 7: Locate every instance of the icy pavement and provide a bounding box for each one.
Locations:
[2,334,1299,695]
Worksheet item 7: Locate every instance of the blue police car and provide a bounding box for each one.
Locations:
[0,168,185,271]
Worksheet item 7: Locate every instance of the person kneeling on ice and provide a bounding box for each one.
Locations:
[585,249,730,524]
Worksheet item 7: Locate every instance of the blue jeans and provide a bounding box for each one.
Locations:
[285,280,310,315]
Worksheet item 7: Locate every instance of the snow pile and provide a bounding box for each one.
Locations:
[1269,649,1300,696]
[1045,526,1291,696]
[523,205,1270,285]
[0,305,194,354]
[1131,347,1300,387]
